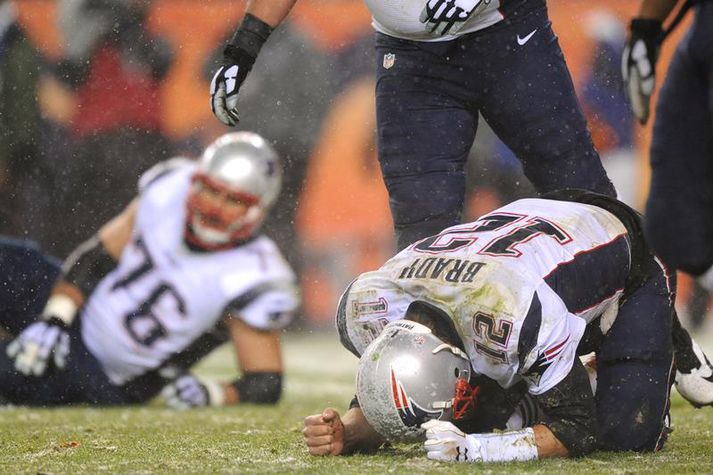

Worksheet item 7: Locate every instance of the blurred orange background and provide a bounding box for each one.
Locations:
[15,0,696,324]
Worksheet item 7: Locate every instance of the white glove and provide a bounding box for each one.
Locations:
[210,64,242,126]
[420,0,483,36]
[422,420,483,462]
[161,374,226,410]
[423,420,539,463]
[6,319,70,376]
[621,19,663,124]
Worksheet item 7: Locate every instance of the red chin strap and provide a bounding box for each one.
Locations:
[452,378,480,421]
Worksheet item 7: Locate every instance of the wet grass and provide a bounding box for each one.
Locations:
[1,332,712,474]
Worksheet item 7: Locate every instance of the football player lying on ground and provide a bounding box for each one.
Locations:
[303,190,713,462]
[0,132,299,408]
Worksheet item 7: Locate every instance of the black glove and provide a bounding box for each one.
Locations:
[210,14,273,126]
[6,317,71,377]
[622,19,664,124]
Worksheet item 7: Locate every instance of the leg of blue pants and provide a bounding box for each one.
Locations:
[375,34,476,250]
[596,269,674,452]
[478,9,615,199]
[0,237,61,335]
[645,7,713,275]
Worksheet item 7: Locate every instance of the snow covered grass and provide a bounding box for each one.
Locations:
[1,331,712,474]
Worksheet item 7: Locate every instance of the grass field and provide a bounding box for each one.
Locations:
[2,331,713,474]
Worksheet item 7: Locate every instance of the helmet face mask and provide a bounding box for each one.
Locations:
[185,132,281,250]
[356,319,474,442]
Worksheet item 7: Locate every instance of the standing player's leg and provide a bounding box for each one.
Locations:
[595,267,674,452]
[645,12,713,280]
[375,34,476,251]
[477,6,616,197]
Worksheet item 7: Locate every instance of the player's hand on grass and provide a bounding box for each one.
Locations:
[303,408,345,456]
[6,319,70,376]
[422,420,483,462]
[161,374,225,409]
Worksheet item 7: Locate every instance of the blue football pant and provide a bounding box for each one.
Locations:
[645,3,713,275]
[375,2,615,250]
[595,268,674,452]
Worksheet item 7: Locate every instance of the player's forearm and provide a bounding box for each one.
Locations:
[637,0,681,21]
[245,0,299,27]
[221,372,283,405]
[340,407,385,454]
[532,424,569,458]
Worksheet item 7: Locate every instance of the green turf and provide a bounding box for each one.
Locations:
[2,332,713,474]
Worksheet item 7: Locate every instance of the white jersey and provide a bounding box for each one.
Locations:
[82,161,299,385]
[365,0,504,41]
[340,198,632,395]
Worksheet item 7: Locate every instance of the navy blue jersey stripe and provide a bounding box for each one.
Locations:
[518,291,542,370]
[544,234,630,314]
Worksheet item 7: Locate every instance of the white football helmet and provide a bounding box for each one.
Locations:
[185,132,282,249]
[356,320,477,442]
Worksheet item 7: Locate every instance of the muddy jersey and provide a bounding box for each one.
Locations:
[339,198,632,395]
[365,0,530,41]
[82,161,299,385]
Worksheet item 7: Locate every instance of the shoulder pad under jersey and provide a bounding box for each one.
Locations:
[138,157,196,193]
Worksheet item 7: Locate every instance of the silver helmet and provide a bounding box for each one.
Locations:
[356,320,474,442]
[186,132,282,249]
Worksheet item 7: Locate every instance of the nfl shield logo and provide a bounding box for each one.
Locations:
[383,53,396,69]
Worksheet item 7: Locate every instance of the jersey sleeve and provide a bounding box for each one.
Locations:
[517,282,587,395]
[224,281,300,331]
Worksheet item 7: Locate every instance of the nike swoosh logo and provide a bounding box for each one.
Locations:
[517,29,537,46]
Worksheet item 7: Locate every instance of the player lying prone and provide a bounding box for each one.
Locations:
[303,191,713,462]
[0,132,299,408]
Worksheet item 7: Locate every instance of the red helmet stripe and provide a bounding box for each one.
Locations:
[390,368,402,409]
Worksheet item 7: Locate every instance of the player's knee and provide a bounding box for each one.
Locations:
[596,360,671,453]
[233,372,282,404]
[598,421,667,453]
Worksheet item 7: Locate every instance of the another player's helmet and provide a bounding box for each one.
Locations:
[186,132,282,249]
[356,319,478,442]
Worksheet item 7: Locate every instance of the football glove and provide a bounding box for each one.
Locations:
[210,47,255,127]
[161,374,226,409]
[423,420,484,462]
[420,0,483,36]
[423,420,539,463]
[6,318,71,377]
[210,14,273,126]
[622,18,663,124]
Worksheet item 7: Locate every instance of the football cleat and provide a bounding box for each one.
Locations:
[675,339,713,408]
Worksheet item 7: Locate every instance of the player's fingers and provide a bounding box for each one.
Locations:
[16,342,40,375]
[161,384,178,399]
[303,414,328,427]
[321,408,340,422]
[6,339,19,358]
[31,357,47,377]
[302,424,333,438]
[212,84,235,127]
[425,450,449,462]
[307,443,333,456]
[304,435,335,447]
